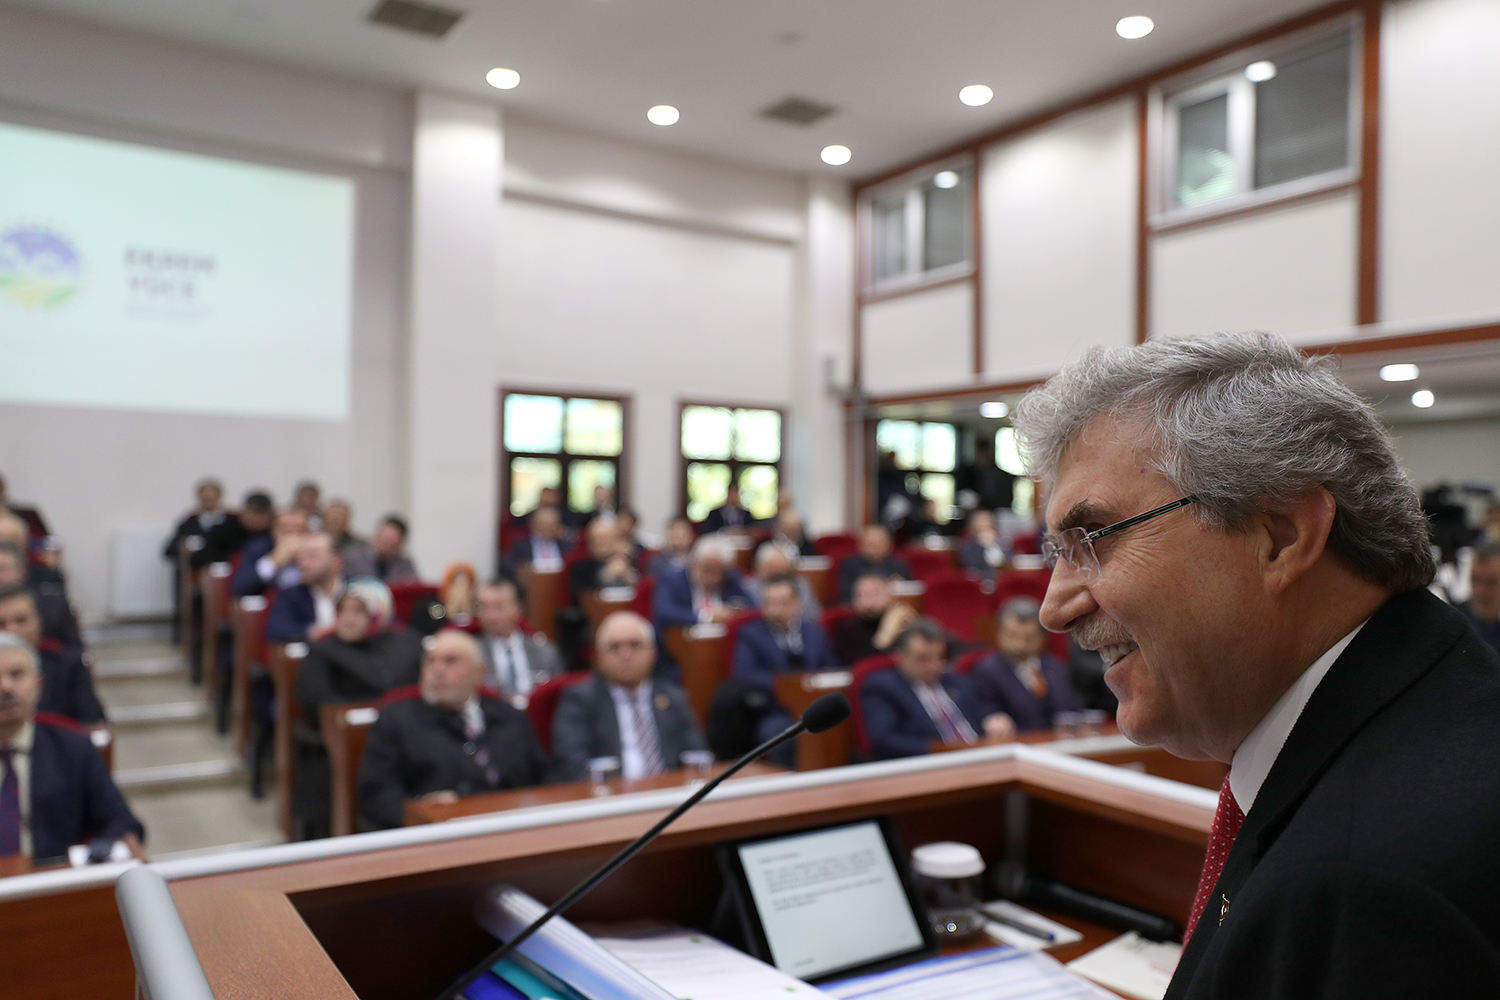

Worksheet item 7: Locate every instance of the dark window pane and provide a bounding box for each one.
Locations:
[1254,37,1352,189]
[923,174,969,271]
[1176,92,1235,207]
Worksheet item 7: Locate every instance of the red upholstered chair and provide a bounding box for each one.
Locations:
[901,547,956,584]
[953,647,992,675]
[924,574,989,642]
[721,609,765,676]
[388,582,440,624]
[849,654,898,757]
[819,605,856,635]
[525,673,590,752]
[630,576,656,620]
[813,533,860,563]
[1009,529,1040,555]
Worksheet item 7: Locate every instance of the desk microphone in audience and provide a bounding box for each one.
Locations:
[441,692,853,1000]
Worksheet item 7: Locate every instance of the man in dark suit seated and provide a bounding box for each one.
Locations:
[567,519,639,605]
[232,508,309,597]
[765,508,819,558]
[291,480,323,531]
[507,505,569,575]
[956,509,1010,575]
[552,611,706,782]
[364,516,419,583]
[476,579,565,699]
[357,630,551,829]
[701,484,754,534]
[969,597,1081,732]
[0,543,80,651]
[265,533,344,643]
[0,586,104,726]
[837,525,912,603]
[831,572,918,666]
[731,575,839,763]
[163,478,230,563]
[1458,542,1500,655]
[645,516,695,578]
[860,619,1015,760]
[0,632,143,864]
[0,473,49,538]
[653,536,754,630]
[511,488,563,531]
[194,490,265,569]
[1016,333,1500,995]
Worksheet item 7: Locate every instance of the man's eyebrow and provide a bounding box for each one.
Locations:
[1056,499,1109,534]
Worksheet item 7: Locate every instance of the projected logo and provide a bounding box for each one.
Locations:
[0,227,81,309]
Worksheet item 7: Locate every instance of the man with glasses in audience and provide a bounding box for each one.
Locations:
[1015,332,1500,997]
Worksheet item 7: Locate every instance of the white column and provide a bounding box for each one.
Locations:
[408,91,503,576]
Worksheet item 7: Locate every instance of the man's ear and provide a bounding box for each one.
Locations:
[1258,488,1337,595]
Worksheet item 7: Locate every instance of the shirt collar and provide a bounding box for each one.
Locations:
[1229,620,1366,814]
[1,719,34,753]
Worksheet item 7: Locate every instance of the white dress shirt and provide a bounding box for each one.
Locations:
[1229,621,1366,814]
[487,632,533,695]
[608,683,657,780]
[531,538,563,573]
[313,588,338,632]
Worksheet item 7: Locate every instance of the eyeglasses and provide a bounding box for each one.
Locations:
[601,639,652,654]
[1041,495,1199,584]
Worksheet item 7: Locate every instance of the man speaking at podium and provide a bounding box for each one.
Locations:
[1014,333,1500,997]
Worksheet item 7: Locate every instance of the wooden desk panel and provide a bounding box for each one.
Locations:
[518,569,563,642]
[578,589,634,631]
[774,671,854,770]
[662,626,725,726]
[200,564,233,709]
[268,643,306,838]
[230,597,268,757]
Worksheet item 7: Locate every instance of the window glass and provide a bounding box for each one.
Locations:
[921,423,957,473]
[564,398,623,456]
[1176,92,1235,207]
[995,427,1027,477]
[919,473,956,523]
[739,465,780,521]
[686,462,732,523]
[872,193,908,283]
[923,174,969,271]
[733,408,782,463]
[876,420,921,470]
[682,405,733,461]
[504,394,565,454]
[567,460,616,512]
[509,457,561,516]
[1254,40,1351,189]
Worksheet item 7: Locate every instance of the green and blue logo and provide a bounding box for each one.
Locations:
[0,226,81,308]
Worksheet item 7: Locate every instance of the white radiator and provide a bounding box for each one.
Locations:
[111,525,175,619]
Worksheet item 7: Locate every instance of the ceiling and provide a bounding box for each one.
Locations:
[8,0,1336,176]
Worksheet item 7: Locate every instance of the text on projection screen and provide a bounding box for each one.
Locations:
[0,120,354,420]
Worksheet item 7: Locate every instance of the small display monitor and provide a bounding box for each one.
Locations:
[716,817,938,983]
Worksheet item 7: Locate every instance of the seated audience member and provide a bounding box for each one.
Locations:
[296,581,421,725]
[969,597,1082,732]
[0,543,80,650]
[509,505,568,574]
[861,619,1015,759]
[357,630,550,828]
[957,509,1010,574]
[831,572,918,666]
[0,586,104,725]
[732,575,839,762]
[0,514,68,598]
[767,508,818,558]
[654,535,754,629]
[321,499,369,559]
[163,478,231,563]
[702,484,754,533]
[231,508,308,597]
[477,578,564,698]
[513,487,563,530]
[568,520,639,604]
[441,562,478,619]
[552,612,706,781]
[196,490,267,568]
[292,480,323,530]
[265,533,343,643]
[900,498,948,543]
[954,436,1014,514]
[365,516,418,583]
[837,525,912,603]
[1459,542,1500,654]
[0,473,49,538]
[0,632,143,863]
[645,516,695,578]
[745,541,820,612]
[580,485,617,527]
[616,507,646,565]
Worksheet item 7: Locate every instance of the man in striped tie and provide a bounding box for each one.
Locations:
[1014,333,1500,998]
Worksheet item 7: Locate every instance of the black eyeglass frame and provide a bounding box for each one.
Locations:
[1042,494,1200,576]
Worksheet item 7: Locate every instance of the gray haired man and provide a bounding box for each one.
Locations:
[1015,332,1500,997]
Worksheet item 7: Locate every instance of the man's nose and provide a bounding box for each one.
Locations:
[1039,566,1098,634]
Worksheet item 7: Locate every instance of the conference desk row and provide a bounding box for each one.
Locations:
[2,734,1220,1000]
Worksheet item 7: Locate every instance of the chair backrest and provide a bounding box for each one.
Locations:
[812,533,860,563]
[525,673,591,752]
[901,547,956,583]
[819,604,857,634]
[322,701,380,837]
[848,654,898,756]
[629,575,656,619]
[924,575,989,641]
[388,581,441,624]
[952,647,992,675]
[721,608,765,676]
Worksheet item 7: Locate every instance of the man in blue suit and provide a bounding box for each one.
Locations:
[732,575,840,762]
[0,632,144,864]
[861,618,1016,759]
[232,508,309,597]
[653,535,754,630]
[265,533,345,643]
[970,597,1082,732]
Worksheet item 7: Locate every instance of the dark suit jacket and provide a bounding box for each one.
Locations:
[31,584,82,651]
[29,715,144,863]
[550,674,706,782]
[357,695,551,829]
[265,583,324,643]
[194,514,249,568]
[507,536,567,572]
[231,533,277,596]
[702,504,753,533]
[860,668,986,760]
[296,631,423,725]
[969,652,1081,732]
[838,555,912,603]
[652,566,754,629]
[831,614,882,667]
[38,643,106,724]
[732,617,840,696]
[1166,589,1500,999]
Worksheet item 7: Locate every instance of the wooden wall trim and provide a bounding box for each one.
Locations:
[971,146,986,375]
[1300,321,1500,358]
[1356,1,1383,326]
[1134,90,1152,345]
[867,375,1050,408]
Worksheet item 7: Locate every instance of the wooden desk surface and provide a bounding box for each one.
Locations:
[404,762,783,825]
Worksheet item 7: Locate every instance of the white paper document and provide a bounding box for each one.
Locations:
[821,945,1116,1000]
[594,926,832,1000]
[1066,932,1182,1000]
[980,900,1084,951]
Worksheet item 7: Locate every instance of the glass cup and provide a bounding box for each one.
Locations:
[911,842,986,942]
[679,750,716,788]
[1052,711,1082,740]
[588,756,621,796]
[1079,709,1107,737]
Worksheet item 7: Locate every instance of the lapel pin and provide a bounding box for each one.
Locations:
[1219,894,1231,925]
[654,693,670,711]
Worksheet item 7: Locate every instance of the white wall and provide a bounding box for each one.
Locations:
[981,98,1138,381]
[0,7,411,622]
[1389,417,1500,494]
[1381,0,1500,326]
[861,284,974,396]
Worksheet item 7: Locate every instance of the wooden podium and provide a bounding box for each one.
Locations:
[1,743,1215,1000]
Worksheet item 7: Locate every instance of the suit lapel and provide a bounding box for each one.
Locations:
[592,676,623,757]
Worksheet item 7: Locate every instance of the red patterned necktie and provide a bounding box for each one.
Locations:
[1186,773,1245,940]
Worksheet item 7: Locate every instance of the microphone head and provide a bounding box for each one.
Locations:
[801,692,851,734]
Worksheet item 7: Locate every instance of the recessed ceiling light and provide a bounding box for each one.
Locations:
[1245,60,1277,83]
[979,401,1009,419]
[821,144,852,166]
[486,68,520,90]
[1412,389,1435,408]
[933,170,960,189]
[959,85,994,107]
[1116,15,1155,39]
[1379,363,1420,382]
[647,105,680,126]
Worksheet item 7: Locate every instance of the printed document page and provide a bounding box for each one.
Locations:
[821,946,1116,1000]
[594,927,831,1000]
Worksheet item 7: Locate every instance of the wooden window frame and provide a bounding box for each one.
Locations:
[497,386,632,523]
[676,399,787,523]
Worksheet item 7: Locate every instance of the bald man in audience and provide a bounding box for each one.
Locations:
[0,632,143,863]
[265,533,344,643]
[0,586,104,726]
[232,508,308,596]
[357,630,551,829]
[0,543,81,650]
[568,519,638,604]
[552,612,706,782]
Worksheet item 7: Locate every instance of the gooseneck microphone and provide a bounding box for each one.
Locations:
[440,692,853,1000]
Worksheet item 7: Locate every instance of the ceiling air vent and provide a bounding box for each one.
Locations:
[760,96,838,126]
[368,0,465,39]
